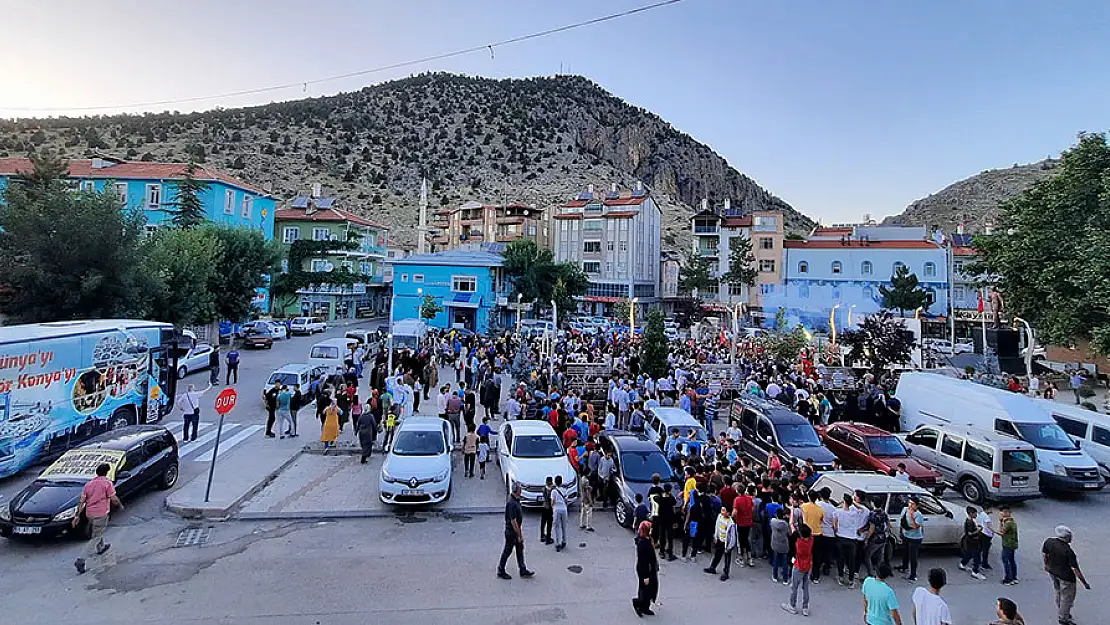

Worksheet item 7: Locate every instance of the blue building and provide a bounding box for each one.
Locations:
[774,225,950,330]
[390,249,512,332]
[0,155,277,309]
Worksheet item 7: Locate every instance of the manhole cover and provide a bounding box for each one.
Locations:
[173,527,211,547]
[567,565,583,574]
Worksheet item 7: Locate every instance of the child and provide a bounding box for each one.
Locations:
[770,507,791,584]
[634,493,649,528]
[382,412,398,452]
[477,436,490,479]
[781,524,814,616]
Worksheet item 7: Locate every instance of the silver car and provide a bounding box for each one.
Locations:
[177,343,216,379]
[496,420,578,507]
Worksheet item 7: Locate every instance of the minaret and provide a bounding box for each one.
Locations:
[418,177,428,254]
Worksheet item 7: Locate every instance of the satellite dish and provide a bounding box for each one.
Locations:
[325,262,335,272]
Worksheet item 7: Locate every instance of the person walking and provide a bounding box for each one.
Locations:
[632,520,659,617]
[551,475,570,551]
[539,476,555,545]
[462,424,478,478]
[978,504,996,572]
[578,461,595,532]
[264,381,280,438]
[911,568,952,625]
[781,524,814,616]
[1069,370,1084,405]
[861,563,902,625]
[1042,525,1091,625]
[897,497,925,582]
[958,505,987,580]
[356,408,378,464]
[225,347,240,385]
[996,505,1019,585]
[176,382,211,443]
[703,505,737,581]
[208,346,220,385]
[497,483,534,580]
[477,435,490,479]
[72,462,123,574]
[276,385,295,439]
[320,398,340,454]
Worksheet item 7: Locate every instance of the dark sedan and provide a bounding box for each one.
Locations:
[597,430,679,529]
[244,328,276,349]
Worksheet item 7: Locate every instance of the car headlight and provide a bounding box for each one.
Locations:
[381,469,397,483]
[52,506,78,522]
[0,505,10,521]
[1053,463,1068,476]
[434,469,450,482]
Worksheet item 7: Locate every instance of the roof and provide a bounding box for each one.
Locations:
[505,420,558,434]
[391,249,503,267]
[828,422,896,437]
[0,319,173,345]
[562,196,647,208]
[83,425,168,450]
[646,406,703,426]
[733,395,809,423]
[397,416,449,431]
[602,432,661,453]
[783,240,941,249]
[274,206,388,230]
[814,471,931,494]
[811,227,854,236]
[0,157,269,196]
[953,246,977,257]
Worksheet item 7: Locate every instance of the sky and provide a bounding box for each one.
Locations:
[2,0,1108,224]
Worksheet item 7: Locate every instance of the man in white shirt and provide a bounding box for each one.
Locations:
[911,568,953,625]
[176,382,212,442]
[505,395,522,421]
[976,504,996,571]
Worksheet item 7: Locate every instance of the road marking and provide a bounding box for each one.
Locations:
[192,425,264,462]
[179,423,242,458]
[171,422,214,446]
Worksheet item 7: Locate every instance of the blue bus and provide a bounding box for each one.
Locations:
[0,320,179,480]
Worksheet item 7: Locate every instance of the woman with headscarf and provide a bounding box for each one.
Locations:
[633,520,659,617]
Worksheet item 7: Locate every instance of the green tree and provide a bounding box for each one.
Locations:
[612,298,631,325]
[973,132,1110,354]
[419,294,444,321]
[501,239,587,315]
[838,311,914,375]
[678,252,715,296]
[140,228,224,327]
[721,236,757,292]
[879,264,929,317]
[641,308,669,379]
[0,154,148,322]
[203,224,283,321]
[168,160,209,228]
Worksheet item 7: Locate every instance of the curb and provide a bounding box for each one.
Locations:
[164,449,306,520]
[235,506,504,521]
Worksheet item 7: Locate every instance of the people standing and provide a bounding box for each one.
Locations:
[578,461,595,532]
[703,505,737,581]
[897,497,925,582]
[781,524,814,616]
[633,520,659,617]
[176,382,211,443]
[551,475,569,552]
[990,598,1024,625]
[497,483,534,580]
[912,568,952,625]
[861,563,902,625]
[225,347,240,385]
[462,424,478,478]
[264,381,280,438]
[539,476,555,545]
[770,507,791,584]
[833,493,865,588]
[1042,525,1091,625]
[277,384,294,439]
[1069,370,1084,404]
[996,505,1019,585]
[72,463,123,574]
[978,504,996,572]
[959,505,987,580]
[356,408,377,464]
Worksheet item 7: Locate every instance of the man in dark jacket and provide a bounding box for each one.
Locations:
[481,376,500,421]
[357,410,378,463]
[208,347,220,385]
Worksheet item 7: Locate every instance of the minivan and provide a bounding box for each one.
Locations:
[308,337,359,373]
[344,330,380,356]
[896,372,1105,493]
[643,406,708,456]
[290,316,327,335]
[899,424,1041,503]
[390,318,429,351]
[1037,399,1110,479]
[731,395,837,470]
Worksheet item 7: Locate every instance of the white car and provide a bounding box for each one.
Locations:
[177,343,216,379]
[238,320,288,340]
[262,364,326,404]
[496,420,578,507]
[290,316,327,335]
[380,417,454,505]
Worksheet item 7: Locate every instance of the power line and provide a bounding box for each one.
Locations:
[4,0,684,114]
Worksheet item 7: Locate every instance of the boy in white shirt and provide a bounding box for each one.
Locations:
[911,567,953,625]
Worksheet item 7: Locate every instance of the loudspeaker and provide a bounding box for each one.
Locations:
[998,357,1025,375]
[972,328,1020,357]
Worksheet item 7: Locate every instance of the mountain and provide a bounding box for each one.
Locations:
[0,73,812,250]
[882,160,1058,232]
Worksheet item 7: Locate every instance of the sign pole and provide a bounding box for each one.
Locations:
[203,413,225,503]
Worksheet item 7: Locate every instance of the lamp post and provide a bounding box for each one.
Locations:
[829,304,841,344]
[516,293,523,337]
[1013,316,1034,385]
[630,297,639,336]
[914,306,925,368]
[847,304,856,328]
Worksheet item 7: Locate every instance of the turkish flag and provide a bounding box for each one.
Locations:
[977,291,984,312]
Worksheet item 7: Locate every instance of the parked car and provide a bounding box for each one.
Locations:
[730,395,837,470]
[816,422,942,490]
[344,330,380,356]
[900,424,1042,503]
[496,420,578,507]
[1,425,178,539]
[379,417,454,505]
[176,343,216,380]
[642,406,709,454]
[290,316,327,335]
[239,320,288,340]
[243,327,276,349]
[262,364,326,405]
[597,430,678,528]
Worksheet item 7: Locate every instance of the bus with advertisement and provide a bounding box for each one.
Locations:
[0,319,179,480]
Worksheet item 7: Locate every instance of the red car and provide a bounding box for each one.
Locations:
[816,422,942,490]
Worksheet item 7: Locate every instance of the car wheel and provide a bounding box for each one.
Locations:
[177,365,187,380]
[109,406,136,430]
[615,500,631,528]
[959,478,985,504]
[158,461,180,490]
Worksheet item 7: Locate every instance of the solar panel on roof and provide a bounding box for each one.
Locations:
[290,196,310,208]
[631,189,646,197]
[577,192,593,200]
[605,192,619,199]
[314,197,336,208]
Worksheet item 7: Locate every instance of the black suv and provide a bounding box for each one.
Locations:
[730,395,837,471]
[596,430,679,529]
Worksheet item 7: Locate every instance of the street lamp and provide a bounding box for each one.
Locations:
[1013,316,1034,386]
[829,304,841,344]
[516,293,523,336]
[630,297,639,336]
[847,304,856,328]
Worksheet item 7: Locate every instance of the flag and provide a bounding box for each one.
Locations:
[977,291,984,312]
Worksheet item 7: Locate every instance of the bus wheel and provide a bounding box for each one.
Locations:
[109,407,137,430]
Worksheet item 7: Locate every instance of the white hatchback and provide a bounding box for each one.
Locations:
[496,420,578,507]
[380,418,454,505]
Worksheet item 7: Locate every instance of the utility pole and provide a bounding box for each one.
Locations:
[417,177,428,255]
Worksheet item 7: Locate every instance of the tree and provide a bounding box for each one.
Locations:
[419,294,443,321]
[641,308,669,379]
[501,239,587,315]
[0,154,148,322]
[270,234,364,313]
[139,228,223,327]
[973,133,1110,354]
[168,160,209,228]
[612,298,631,325]
[721,236,757,292]
[838,311,914,375]
[879,264,929,316]
[203,224,283,321]
[678,252,715,296]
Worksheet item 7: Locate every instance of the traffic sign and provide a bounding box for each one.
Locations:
[214,387,238,415]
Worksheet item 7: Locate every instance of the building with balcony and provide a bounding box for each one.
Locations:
[689,199,784,320]
[552,183,661,317]
[778,225,949,330]
[390,249,511,332]
[430,200,549,250]
[274,186,389,320]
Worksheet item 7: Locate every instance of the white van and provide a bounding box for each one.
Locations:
[1036,399,1110,479]
[390,318,429,351]
[896,372,1105,493]
[308,337,359,373]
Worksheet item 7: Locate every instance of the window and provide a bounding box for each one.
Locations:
[619,241,628,251]
[412,274,424,283]
[341,261,353,271]
[583,219,603,232]
[760,283,775,295]
[583,241,602,253]
[759,237,774,250]
[798,261,809,274]
[861,260,873,275]
[240,195,253,218]
[80,180,96,191]
[310,259,328,272]
[582,261,601,274]
[224,189,235,215]
[862,286,874,300]
[831,261,843,275]
[799,284,810,298]
[452,275,477,292]
[1002,449,1037,472]
[905,427,938,449]
[954,285,966,302]
[924,262,937,277]
[280,259,289,273]
[728,283,744,296]
[282,227,300,244]
[1054,416,1088,438]
[145,183,162,209]
[143,224,160,238]
[963,441,994,470]
[606,241,615,251]
[893,261,906,274]
[313,227,330,241]
[940,434,964,458]
[758,259,775,273]
[114,182,129,206]
[400,273,409,282]
[756,419,775,443]
[1092,426,1110,447]
[754,215,777,231]
[953,260,964,274]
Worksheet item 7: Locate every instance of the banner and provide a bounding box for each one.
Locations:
[39,449,125,481]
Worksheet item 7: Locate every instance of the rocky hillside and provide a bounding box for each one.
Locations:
[0,73,812,250]
[883,160,1058,232]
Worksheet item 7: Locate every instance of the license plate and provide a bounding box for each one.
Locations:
[1012,477,1027,484]
[1084,483,1100,489]
[401,489,423,496]
[13,525,41,535]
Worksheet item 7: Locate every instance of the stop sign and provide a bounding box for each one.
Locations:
[214,387,238,415]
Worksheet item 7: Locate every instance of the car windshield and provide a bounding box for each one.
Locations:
[887,492,948,516]
[513,435,565,458]
[391,430,445,456]
[1014,422,1077,451]
[1002,449,1037,472]
[394,335,419,349]
[867,435,908,457]
[268,373,301,387]
[774,423,823,447]
[310,346,339,359]
[620,451,674,482]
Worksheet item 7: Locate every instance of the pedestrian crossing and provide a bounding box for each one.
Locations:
[171,421,265,462]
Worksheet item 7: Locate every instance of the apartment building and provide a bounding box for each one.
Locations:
[431,200,548,250]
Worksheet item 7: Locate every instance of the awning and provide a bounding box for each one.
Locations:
[444,292,481,309]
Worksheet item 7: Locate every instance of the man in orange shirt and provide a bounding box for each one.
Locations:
[73,462,123,574]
